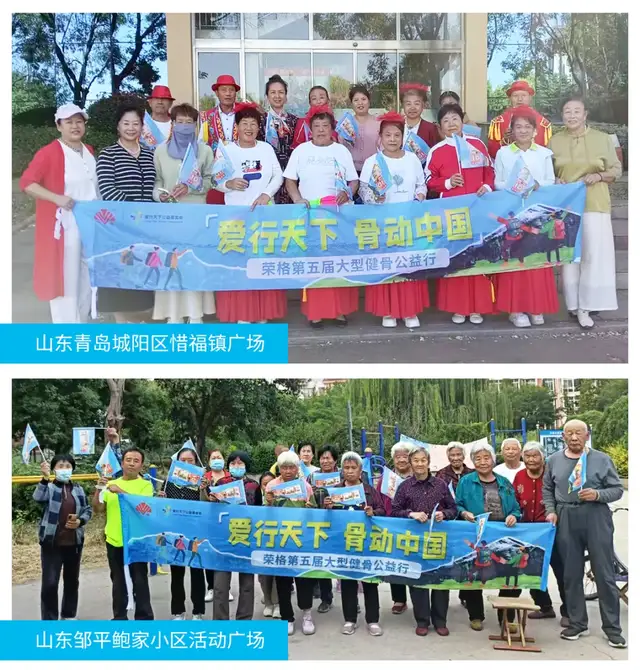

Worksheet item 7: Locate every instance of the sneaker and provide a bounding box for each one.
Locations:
[368,623,383,636]
[317,601,332,614]
[415,626,429,636]
[189,317,203,324]
[237,320,251,324]
[257,320,267,324]
[382,316,397,328]
[273,605,281,619]
[287,621,295,636]
[560,616,570,628]
[205,589,214,603]
[576,309,594,329]
[310,320,324,329]
[509,312,531,328]
[61,617,77,620]
[334,316,348,327]
[342,622,357,635]
[403,316,420,329]
[392,603,407,614]
[302,610,316,635]
[530,313,545,326]
[263,605,274,618]
[470,619,484,631]
[561,626,590,640]
[529,608,556,620]
[229,593,234,602]
[469,313,484,325]
[607,635,627,649]
[452,313,466,324]
[172,613,186,620]
[192,614,203,620]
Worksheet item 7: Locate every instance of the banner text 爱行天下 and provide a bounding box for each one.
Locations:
[121,495,555,591]
[74,183,585,293]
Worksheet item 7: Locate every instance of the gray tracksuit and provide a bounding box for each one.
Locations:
[543,448,623,636]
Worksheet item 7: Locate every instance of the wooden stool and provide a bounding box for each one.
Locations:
[488,596,541,653]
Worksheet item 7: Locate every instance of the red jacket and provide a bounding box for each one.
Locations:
[425,136,494,198]
[513,468,546,522]
[414,119,441,150]
[487,107,552,159]
[20,140,95,301]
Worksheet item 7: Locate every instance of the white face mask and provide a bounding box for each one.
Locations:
[55,468,73,483]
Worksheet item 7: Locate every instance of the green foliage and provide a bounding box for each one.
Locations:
[12,73,56,117]
[509,385,557,427]
[13,106,58,127]
[87,94,148,135]
[595,395,628,449]
[577,379,600,412]
[599,441,628,478]
[594,380,628,412]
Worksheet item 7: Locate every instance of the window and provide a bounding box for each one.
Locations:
[399,52,461,117]
[195,13,241,39]
[313,13,396,40]
[243,13,309,40]
[356,52,398,112]
[197,52,241,111]
[400,14,462,41]
[313,53,353,111]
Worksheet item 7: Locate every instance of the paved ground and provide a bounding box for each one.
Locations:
[12,497,628,660]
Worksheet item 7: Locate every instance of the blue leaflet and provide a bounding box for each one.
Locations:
[504,155,536,197]
[210,479,247,504]
[336,111,359,145]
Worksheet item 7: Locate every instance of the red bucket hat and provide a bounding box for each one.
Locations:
[212,74,241,92]
[148,85,175,101]
[506,80,535,97]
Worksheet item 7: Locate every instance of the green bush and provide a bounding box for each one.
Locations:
[13,106,58,127]
[87,93,147,135]
[600,441,628,478]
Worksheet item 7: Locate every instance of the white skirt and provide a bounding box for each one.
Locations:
[152,291,216,321]
[562,211,617,312]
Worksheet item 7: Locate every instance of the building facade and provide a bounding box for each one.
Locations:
[166,13,488,122]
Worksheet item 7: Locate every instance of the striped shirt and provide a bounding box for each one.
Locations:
[96,143,156,202]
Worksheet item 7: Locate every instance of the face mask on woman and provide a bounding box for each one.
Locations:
[210,458,224,471]
[229,465,246,479]
[55,468,73,483]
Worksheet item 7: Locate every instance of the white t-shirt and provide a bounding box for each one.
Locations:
[59,140,98,200]
[154,119,172,140]
[283,141,358,201]
[360,152,426,203]
[217,141,283,206]
[493,461,526,484]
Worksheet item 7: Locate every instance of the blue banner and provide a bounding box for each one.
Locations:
[73,183,585,292]
[72,427,96,455]
[121,495,555,591]
[0,621,287,660]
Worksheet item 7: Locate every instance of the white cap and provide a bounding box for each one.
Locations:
[55,104,89,122]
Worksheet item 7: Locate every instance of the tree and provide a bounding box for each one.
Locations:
[106,379,126,430]
[509,385,557,427]
[12,73,56,115]
[594,379,628,412]
[595,396,628,448]
[486,13,522,66]
[577,379,599,412]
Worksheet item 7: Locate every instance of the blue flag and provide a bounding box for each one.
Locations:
[475,512,491,546]
[22,424,40,464]
[404,131,430,165]
[361,455,373,482]
[448,480,456,501]
[211,144,235,187]
[568,449,588,493]
[369,152,392,196]
[334,159,352,199]
[167,460,205,489]
[170,438,201,464]
[140,111,166,150]
[178,143,203,191]
[336,111,359,146]
[399,434,430,451]
[95,443,122,479]
[265,111,280,149]
[327,484,366,507]
[209,479,247,504]
[72,427,95,455]
[380,466,405,499]
[454,133,488,170]
[505,155,536,197]
[299,460,312,479]
[463,124,482,138]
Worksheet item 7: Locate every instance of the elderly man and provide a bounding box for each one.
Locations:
[146,85,174,141]
[543,419,626,648]
[392,445,457,636]
[494,438,525,483]
[514,442,568,626]
[487,80,552,158]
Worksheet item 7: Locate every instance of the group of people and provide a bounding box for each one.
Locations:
[33,419,626,649]
[21,76,621,330]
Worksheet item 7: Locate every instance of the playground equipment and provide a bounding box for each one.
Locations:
[360,421,400,457]
[490,418,527,450]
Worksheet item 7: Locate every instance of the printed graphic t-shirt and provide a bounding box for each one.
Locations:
[360,152,426,203]
[103,476,154,547]
[283,141,357,201]
[481,479,505,521]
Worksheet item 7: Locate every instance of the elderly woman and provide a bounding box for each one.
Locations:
[494,438,525,484]
[20,104,98,323]
[494,107,559,328]
[215,101,287,323]
[284,106,360,327]
[455,443,522,631]
[208,450,261,621]
[360,111,429,329]
[265,450,317,636]
[426,103,496,325]
[391,446,457,636]
[157,445,205,620]
[549,96,622,330]
[513,442,568,627]
[96,104,156,322]
[323,452,385,636]
[436,442,472,493]
[33,453,92,620]
[259,74,298,204]
[153,103,216,323]
[338,85,380,175]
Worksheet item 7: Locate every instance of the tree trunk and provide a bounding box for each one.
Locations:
[106,379,126,430]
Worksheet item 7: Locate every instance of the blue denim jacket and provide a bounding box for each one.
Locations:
[455,470,521,520]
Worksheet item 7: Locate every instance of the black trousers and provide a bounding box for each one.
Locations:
[318,578,333,604]
[106,543,154,620]
[341,580,379,623]
[275,576,314,623]
[464,589,520,623]
[390,582,407,604]
[409,587,449,628]
[170,565,205,615]
[530,541,568,616]
[40,543,82,620]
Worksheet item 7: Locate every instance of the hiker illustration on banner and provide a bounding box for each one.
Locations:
[72,427,96,455]
[311,471,342,488]
[167,460,205,489]
[73,182,585,293]
[121,496,556,591]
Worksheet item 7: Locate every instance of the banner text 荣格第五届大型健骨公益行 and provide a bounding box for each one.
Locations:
[121,494,555,591]
[73,182,585,293]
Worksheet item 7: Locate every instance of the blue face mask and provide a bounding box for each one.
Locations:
[55,468,73,483]
[229,465,246,479]
[210,458,224,471]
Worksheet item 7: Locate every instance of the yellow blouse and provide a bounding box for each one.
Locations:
[549,127,621,213]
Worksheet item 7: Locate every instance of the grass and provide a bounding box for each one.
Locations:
[12,519,108,585]
[452,249,575,277]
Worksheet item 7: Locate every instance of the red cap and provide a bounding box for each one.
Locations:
[212,74,241,92]
[306,104,334,122]
[148,85,175,101]
[506,80,535,97]
[377,111,405,125]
